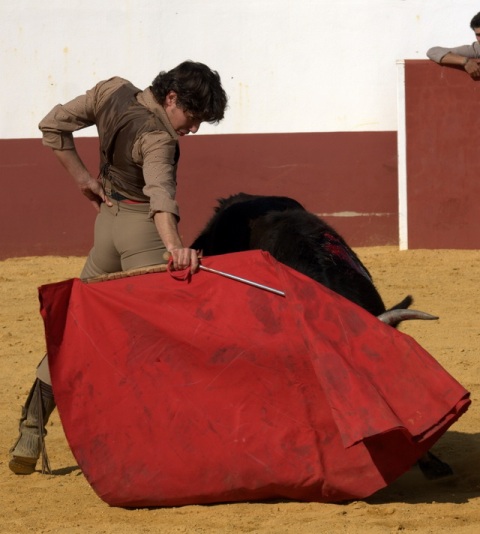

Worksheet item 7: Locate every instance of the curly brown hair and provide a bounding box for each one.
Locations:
[151,60,227,124]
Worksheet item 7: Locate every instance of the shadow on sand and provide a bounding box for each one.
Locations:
[367,430,480,505]
[51,465,81,476]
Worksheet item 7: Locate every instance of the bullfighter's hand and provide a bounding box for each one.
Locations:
[79,178,113,212]
[168,247,199,274]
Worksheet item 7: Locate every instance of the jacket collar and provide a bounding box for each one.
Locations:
[137,87,178,140]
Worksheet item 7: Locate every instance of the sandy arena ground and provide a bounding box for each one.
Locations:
[1,248,479,533]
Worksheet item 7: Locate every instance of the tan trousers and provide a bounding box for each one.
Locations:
[37,199,169,385]
[80,200,168,279]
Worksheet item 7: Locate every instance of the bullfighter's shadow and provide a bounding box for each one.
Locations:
[51,465,81,476]
[367,430,480,505]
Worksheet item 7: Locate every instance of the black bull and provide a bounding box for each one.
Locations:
[190,192,453,479]
[191,193,431,323]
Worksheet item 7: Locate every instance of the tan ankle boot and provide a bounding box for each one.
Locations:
[9,379,56,475]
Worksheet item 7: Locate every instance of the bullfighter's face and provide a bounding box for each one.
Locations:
[163,91,202,136]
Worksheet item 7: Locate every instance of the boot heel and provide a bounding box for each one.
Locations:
[9,456,37,475]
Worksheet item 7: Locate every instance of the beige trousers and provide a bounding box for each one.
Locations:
[37,199,169,385]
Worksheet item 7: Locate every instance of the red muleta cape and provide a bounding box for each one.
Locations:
[39,250,470,507]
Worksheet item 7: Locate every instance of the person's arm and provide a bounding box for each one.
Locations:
[39,78,127,210]
[436,52,480,78]
[427,44,480,79]
[52,148,112,212]
[136,130,199,272]
[153,211,199,272]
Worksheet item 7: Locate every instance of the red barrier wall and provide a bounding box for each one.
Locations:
[1,132,398,260]
[404,60,480,249]
[1,138,98,258]
[2,62,478,259]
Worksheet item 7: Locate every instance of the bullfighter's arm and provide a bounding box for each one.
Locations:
[52,148,112,212]
[39,78,128,210]
[153,211,199,273]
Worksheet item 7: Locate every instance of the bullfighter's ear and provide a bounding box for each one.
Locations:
[164,91,178,106]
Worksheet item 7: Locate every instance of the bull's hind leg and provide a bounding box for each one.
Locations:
[417,451,454,480]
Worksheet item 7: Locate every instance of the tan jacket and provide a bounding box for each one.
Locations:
[39,77,180,218]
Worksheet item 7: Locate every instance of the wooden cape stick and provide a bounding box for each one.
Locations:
[198,264,285,296]
[84,261,285,296]
[84,264,168,284]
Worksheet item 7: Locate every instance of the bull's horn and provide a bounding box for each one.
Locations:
[377,309,439,326]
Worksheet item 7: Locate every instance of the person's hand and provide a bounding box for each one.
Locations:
[51,149,113,212]
[464,58,480,79]
[78,177,113,212]
[167,247,199,274]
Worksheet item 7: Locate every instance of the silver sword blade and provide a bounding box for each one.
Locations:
[198,265,285,297]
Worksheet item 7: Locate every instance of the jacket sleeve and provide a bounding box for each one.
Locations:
[133,130,180,218]
[427,43,478,63]
[38,94,96,150]
[38,77,128,150]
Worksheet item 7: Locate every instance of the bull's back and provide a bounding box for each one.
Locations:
[190,193,386,316]
[190,194,305,255]
[250,210,386,316]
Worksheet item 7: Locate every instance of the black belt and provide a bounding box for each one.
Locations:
[109,191,129,201]
[109,191,148,204]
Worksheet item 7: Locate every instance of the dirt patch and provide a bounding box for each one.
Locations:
[1,248,479,533]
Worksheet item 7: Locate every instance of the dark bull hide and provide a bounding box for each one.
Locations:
[191,192,452,479]
[191,193,432,322]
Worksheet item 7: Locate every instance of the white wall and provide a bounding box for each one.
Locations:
[1,0,478,138]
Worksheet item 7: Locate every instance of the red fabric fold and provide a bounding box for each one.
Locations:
[40,250,470,507]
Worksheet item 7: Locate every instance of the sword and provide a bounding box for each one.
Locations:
[164,252,285,297]
[198,264,285,297]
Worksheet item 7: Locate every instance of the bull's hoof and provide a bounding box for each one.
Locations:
[417,451,454,480]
